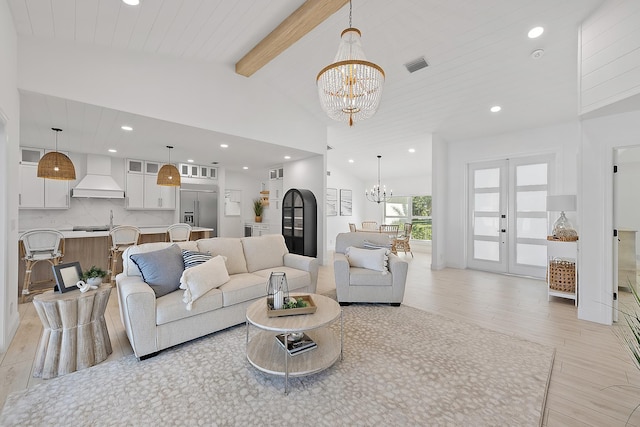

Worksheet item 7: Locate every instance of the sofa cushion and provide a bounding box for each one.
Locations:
[349,267,394,286]
[182,249,212,269]
[123,241,197,276]
[179,255,230,310]
[345,246,389,274]
[251,267,311,292]
[156,287,223,325]
[129,244,186,297]
[241,234,289,273]
[196,238,248,275]
[217,273,266,307]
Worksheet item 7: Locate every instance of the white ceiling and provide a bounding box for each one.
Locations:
[7,0,605,182]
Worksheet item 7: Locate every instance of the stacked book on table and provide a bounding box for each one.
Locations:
[275,333,317,356]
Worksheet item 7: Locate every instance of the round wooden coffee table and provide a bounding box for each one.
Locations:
[245,293,342,394]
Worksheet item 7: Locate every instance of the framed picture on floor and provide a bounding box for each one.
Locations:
[340,189,352,216]
[52,262,82,293]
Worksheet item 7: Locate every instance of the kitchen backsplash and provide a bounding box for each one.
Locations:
[18,198,176,232]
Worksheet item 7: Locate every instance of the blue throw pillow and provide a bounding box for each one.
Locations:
[129,244,185,297]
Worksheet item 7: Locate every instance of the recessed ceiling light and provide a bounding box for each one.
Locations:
[490,105,502,113]
[243,166,248,170]
[408,148,416,153]
[108,149,117,153]
[284,155,291,160]
[528,26,544,39]
[187,159,194,163]
[122,0,139,5]
[121,125,133,131]
[348,159,354,163]
[220,144,229,148]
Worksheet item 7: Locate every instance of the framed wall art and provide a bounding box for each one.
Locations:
[326,188,338,216]
[340,189,352,216]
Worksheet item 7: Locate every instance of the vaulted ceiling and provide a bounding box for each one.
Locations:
[8,0,605,182]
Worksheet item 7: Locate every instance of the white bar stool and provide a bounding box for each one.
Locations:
[166,223,192,242]
[19,229,65,303]
[108,225,140,284]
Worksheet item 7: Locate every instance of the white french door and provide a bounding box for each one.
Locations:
[467,155,552,278]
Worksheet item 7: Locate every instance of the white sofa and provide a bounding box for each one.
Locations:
[334,232,409,306]
[116,234,318,359]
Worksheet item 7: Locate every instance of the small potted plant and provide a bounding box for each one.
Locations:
[82,265,107,286]
[253,198,264,223]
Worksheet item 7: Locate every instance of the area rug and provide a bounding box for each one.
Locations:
[1,304,554,426]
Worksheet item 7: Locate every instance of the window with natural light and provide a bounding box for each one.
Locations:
[384,195,432,240]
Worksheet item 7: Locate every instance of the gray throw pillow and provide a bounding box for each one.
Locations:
[129,244,185,297]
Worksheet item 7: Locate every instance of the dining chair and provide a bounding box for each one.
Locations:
[393,223,414,257]
[361,221,378,231]
[167,223,192,242]
[379,224,400,253]
[109,225,141,284]
[19,229,65,302]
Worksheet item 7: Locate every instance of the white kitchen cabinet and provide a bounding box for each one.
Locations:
[127,159,144,174]
[126,161,175,210]
[269,167,284,180]
[143,174,176,209]
[179,163,217,180]
[125,172,144,209]
[547,239,578,305]
[19,148,69,209]
[244,223,272,236]
[180,163,200,178]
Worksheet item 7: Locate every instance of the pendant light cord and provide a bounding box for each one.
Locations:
[349,0,352,27]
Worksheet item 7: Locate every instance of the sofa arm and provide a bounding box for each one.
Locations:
[116,273,158,359]
[388,254,409,300]
[284,253,319,293]
[333,253,351,302]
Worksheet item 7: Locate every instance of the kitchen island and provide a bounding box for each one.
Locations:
[18,226,213,301]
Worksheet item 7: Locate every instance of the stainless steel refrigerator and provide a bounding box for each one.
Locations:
[180,184,218,236]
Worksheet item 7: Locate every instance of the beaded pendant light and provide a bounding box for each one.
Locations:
[317,0,384,126]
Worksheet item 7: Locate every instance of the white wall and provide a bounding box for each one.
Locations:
[0,0,20,352]
[444,121,580,270]
[17,37,327,157]
[580,0,640,114]
[283,155,326,264]
[326,162,366,251]
[580,109,640,325]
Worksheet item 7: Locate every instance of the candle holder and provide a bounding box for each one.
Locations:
[266,272,289,310]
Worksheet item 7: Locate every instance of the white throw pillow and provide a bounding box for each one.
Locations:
[179,255,230,310]
[345,246,389,274]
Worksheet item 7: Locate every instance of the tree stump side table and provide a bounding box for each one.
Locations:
[32,284,112,379]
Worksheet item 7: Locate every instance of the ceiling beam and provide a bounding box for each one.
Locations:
[235,0,349,77]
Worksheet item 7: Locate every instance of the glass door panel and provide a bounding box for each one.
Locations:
[468,155,553,278]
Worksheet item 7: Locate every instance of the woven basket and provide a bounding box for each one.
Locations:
[548,259,576,293]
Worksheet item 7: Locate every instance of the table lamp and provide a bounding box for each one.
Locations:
[546,195,577,238]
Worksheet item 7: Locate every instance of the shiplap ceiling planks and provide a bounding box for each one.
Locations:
[7,0,606,181]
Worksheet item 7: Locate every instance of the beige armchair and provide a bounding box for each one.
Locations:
[333,232,409,306]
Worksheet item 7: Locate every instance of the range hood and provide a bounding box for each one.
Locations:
[72,154,125,199]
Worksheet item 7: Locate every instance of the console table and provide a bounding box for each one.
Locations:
[32,284,112,379]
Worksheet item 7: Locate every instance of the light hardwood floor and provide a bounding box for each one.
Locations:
[1,252,640,426]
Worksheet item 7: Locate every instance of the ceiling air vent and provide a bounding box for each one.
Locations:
[404,56,428,73]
